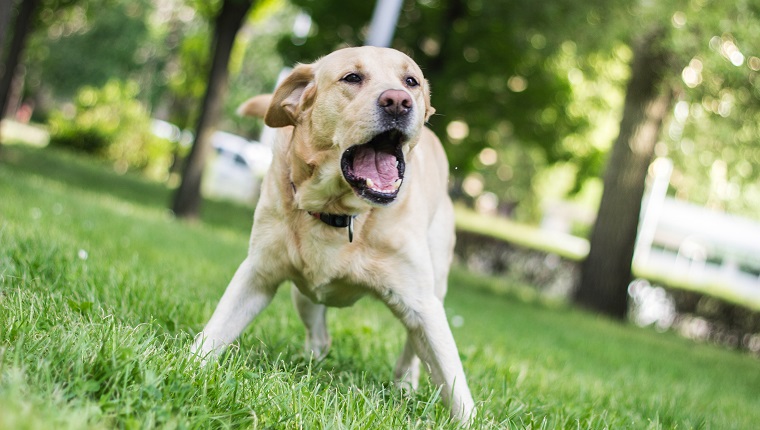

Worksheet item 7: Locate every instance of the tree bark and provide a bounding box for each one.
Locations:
[0,0,14,61]
[574,29,672,319]
[426,0,465,75]
[1,0,38,132]
[171,0,255,219]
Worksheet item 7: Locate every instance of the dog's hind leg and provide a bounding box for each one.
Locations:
[393,334,421,392]
[191,256,280,360]
[291,285,331,359]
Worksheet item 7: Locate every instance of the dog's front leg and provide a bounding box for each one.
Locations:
[392,294,476,423]
[191,255,279,360]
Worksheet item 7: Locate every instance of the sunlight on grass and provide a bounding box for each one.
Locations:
[454,204,589,261]
[0,120,50,147]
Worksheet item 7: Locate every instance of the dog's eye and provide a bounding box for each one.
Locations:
[341,73,363,84]
[405,76,419,87]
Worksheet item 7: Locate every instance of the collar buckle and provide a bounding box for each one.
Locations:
[309,212,356,242]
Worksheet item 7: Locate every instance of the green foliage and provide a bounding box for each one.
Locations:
[2,145,760,428]
[48,80,173,179]
[161,25,211,131]
[654,0,760,219]
[27,0,154,99]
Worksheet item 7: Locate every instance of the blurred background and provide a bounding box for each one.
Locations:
[1,0,759,353]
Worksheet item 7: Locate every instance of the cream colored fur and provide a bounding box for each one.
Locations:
[191,47,475,422]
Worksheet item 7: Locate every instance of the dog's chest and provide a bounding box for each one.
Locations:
[293,257,368,307]
[296,277,367,307]
[288,235,377,307]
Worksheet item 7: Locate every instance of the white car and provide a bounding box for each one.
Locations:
[204,131,272,205]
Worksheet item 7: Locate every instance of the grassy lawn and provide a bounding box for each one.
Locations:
[1,144,759,429]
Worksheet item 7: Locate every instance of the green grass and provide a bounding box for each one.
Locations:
[2,145,760,429]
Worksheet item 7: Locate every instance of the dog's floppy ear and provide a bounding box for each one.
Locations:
[423,79,436,122]
[237,94,272,118]
[265,64,315,128]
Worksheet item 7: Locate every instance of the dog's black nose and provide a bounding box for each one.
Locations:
[378,89,412,118]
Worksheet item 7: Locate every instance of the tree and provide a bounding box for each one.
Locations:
[574,28,672,318]
[1,0,90,146]
[0,0,13,61]
[660,3,760,219]
[576,0,760,318]
[30,0,152,99]
[0,0,39,131]
[171,0,256,219]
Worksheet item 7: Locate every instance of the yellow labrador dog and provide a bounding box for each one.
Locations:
[191,46,475,422]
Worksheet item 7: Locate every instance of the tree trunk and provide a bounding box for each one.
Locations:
[171,0,255,219]
[1,0,38,135]
[574,29,672,319]
[0,0,14,61]
[426,0,465,75]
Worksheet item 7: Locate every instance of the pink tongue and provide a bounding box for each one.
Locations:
[352,146,398,189]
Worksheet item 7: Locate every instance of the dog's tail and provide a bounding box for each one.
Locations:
[236,94,272,118]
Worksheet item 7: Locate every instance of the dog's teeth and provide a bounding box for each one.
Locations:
[366,178,375,189]
[393,179,402,189]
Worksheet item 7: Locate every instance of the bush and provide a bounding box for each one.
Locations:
[48,126,112,154]
[48,80,173,180]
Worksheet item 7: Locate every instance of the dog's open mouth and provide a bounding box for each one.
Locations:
[341,130,406,205]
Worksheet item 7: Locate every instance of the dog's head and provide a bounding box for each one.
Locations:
[248,47,435,211]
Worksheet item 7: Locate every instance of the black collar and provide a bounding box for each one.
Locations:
[308,212,356,242]
[291,182,356,242]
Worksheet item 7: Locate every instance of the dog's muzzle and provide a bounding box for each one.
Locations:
[340,129,406,205]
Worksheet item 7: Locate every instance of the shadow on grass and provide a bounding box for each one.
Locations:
[0,144,254,235]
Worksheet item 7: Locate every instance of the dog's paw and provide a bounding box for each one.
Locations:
[458,407,477,428]
[451,397,477,427]
[393,366,420,394]
[304,334,331,360]
[190,333,227,364]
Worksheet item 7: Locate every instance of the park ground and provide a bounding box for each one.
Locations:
[1,144,760,429]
